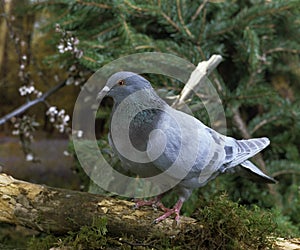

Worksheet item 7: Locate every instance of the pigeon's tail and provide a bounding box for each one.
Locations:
[228,137,270,167]
[238,160,276,183]
[224,137,276,183]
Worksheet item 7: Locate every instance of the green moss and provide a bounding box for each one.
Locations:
[28,217,108,250]
[0,223,32,249]
[27,234,57,250]
[27,195,283,249]
[145,194,278,250]
[191,194,277,249]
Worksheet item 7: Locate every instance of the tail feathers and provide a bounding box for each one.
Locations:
[238,160,276,184]
[228,137,270,167]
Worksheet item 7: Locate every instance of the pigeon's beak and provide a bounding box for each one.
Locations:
[97,86,110,101]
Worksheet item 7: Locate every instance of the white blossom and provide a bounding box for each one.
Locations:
[66,77,74,85]
[26,153,34,162]
[19,86,27,96]
[64,115,70,123]
[18,85,36,96]
[27,86,35,94]
[47,106,58,116]
[35,91,43,98]
[75,50,83,59]
[69,65,76,72]
[58,109,65,117]
[63,150,70,156]
[12,130,19,135]
[57,44,65,53]
[46,107,70,133]
[77,130,83,138]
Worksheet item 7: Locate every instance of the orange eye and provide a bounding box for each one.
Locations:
[118,79,125,86]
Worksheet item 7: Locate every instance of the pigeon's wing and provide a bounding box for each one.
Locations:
[146,108,225,181]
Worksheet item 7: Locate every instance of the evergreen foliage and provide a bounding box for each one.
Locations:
[32,0,300,235]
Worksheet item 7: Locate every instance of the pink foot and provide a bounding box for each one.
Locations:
[154,199,183,224]
[134,195,168,211]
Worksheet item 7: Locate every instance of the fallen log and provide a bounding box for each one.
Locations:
[0,173,197,238]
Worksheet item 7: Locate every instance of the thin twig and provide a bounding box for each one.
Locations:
[272,170,300,178]
[265,47,300,55]
[191,0,208,21]
[161,12,181,32]
[176,0,194,39]
[0,80,66,125]
[197,5,207,45]
[250,116,278,134]
[232,108,251,138]
[76,0,111,9]
[95,24,121,39]
[124,0,144,12]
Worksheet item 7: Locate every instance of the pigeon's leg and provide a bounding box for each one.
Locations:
[154,199,183,224]
[134,194,168,211]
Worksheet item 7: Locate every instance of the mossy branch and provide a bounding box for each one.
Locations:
[0,173,197,237]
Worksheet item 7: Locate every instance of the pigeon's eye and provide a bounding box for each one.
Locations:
[118,79,125,86]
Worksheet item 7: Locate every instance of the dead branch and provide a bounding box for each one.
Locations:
[0,173,197,238]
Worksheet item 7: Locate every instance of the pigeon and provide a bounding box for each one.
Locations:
[97,71,276,223]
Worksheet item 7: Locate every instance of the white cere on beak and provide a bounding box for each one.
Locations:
[97,86,110,101]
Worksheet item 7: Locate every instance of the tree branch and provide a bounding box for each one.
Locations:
[0,80,66,126]
[272,170,300,178]
[231,108,280,201]
[191,0,208,21]
[0,173,197,236]
[172,54,223,109]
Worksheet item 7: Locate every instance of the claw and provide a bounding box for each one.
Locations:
[134,197,184,225]
[133,194,165,210]
[153,199,183,224]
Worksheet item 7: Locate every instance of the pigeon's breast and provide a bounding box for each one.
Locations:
[129,109,163,151]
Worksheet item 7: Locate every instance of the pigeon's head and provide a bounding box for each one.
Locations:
[97,72,152,103]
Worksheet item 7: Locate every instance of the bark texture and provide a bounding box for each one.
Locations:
[0,173,197,237]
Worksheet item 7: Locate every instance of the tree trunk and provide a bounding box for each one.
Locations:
[0,173,197,238]
[0,0,12,86]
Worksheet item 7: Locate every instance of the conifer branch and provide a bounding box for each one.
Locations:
[232,108,252,139]
[176,0,194,39]
[265,47,300,55]
[272,170,300,178]
[207,2,296,38]
[124,0,144,12]
[191,0,208,21]
[250,116,278,134]
[96,24,121,38]
[161,12,181,32]
[76,0,111,9]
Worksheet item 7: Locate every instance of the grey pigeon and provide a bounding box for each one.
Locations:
[97,71,276,223]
